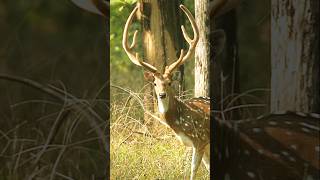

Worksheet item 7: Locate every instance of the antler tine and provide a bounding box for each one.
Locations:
[122,5,159,74]
[179,4,199,65]
[164,49,185,76]
[164,5,199,76]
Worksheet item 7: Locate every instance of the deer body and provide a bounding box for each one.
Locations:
[122,4,212,180]
[158,94,211,175]
[145,71,211,180]
[213,111,320,179]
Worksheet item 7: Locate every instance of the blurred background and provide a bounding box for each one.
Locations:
[0,1,108,179]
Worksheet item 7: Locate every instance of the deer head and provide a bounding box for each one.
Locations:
[122,4,199,114]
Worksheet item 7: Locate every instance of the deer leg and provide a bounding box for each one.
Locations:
[202,144,210,171]
[190,147,204,180]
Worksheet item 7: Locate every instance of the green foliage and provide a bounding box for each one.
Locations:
[110,1,197,91]
[110,0,145,89]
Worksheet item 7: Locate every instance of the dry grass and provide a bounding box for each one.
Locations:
[0,76,108,179]
[110,86,209,179]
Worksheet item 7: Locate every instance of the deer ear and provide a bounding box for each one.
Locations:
[211,29,226,55]
[144,71,155,82]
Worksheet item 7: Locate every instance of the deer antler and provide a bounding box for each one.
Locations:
[164,4,199,76]
[123,4,199,76]
[122,5,159,74]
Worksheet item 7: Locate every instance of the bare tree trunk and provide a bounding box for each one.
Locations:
[195,0,210,97]
[139,0,184,123]
[271,0,319,113]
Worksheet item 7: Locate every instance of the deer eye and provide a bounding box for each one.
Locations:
[154,83,157,86]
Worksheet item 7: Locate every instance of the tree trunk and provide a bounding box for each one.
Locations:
[195,0,210,97]
[139,0,184,122]
[271,0,319,113]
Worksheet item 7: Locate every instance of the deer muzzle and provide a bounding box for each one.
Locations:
[159,93,167,99]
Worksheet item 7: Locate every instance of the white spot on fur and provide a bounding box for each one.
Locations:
[301,128,311,133]
[295,111,307,117]
[285,121,292,125]
[257,115,265,119]
[299,122,320,131]
[290,144,297,150]
[289,156,296,162]
[258,149,264,154]
[269,121,277,125]
[252,128,262,133]
[281,151,289,156]
[247,171,256,178]
[309,113,320,118]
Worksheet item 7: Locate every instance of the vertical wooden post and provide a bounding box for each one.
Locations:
[195,0,210,97]
[271,0,319,112]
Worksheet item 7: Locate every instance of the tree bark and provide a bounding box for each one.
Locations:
[195,0,210,97]
[271,0,319,113]
[139,0,184,122]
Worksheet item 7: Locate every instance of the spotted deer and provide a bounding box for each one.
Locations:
[211,111,320,180]
[122,4,212,180]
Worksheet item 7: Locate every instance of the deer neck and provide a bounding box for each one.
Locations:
[158,89,179,126]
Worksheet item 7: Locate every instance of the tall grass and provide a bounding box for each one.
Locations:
[0,76,108,179]
[109,84,209,179]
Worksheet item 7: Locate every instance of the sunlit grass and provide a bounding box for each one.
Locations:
[110,88,209,180]
[110,124,209,179]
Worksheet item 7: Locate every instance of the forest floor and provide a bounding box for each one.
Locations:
[110,90,209,180]
[110,122,209,180]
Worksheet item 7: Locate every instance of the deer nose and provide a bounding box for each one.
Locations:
[159,93,166,99]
